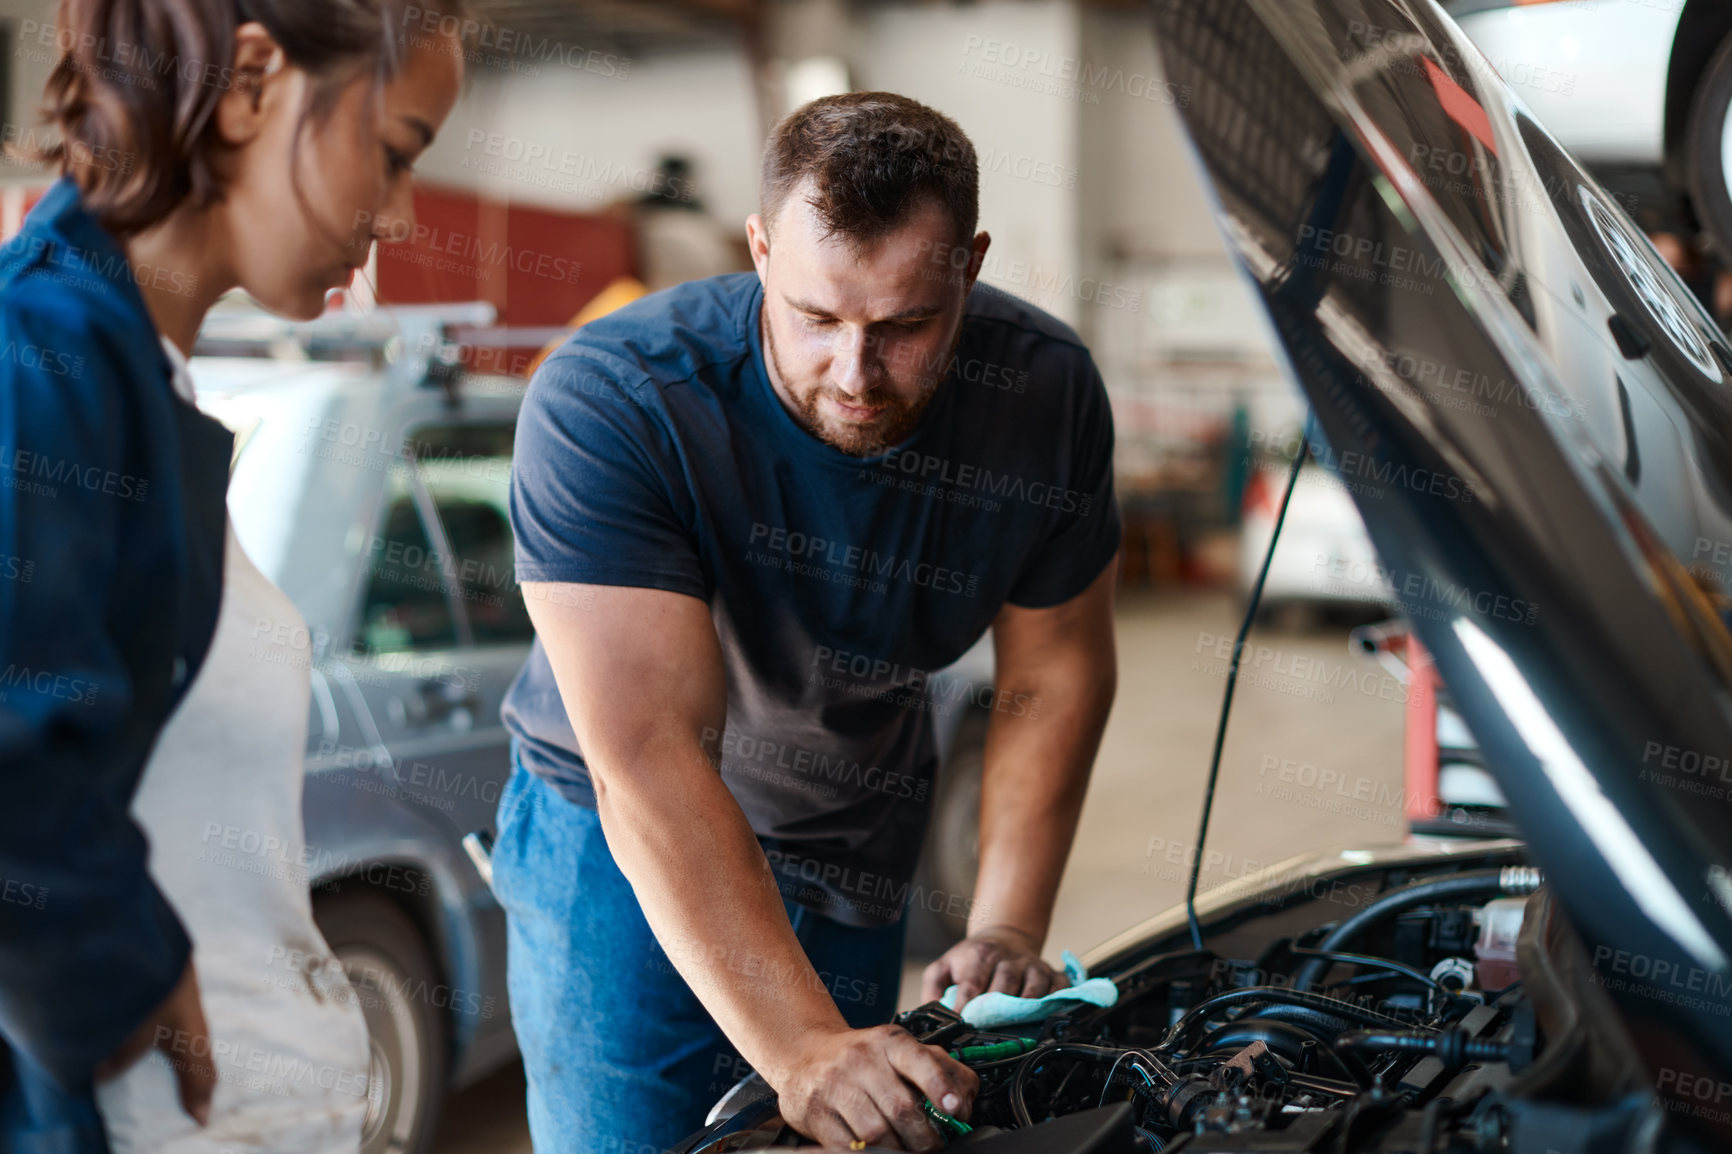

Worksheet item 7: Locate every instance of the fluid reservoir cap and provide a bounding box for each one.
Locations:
[1430,956,1476,993]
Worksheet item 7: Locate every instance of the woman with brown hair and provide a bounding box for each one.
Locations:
[0,2,463,1151]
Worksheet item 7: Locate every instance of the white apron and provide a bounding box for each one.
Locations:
[95,341,371,1153]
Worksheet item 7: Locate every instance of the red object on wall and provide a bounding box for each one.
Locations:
[373,183,636,327]
[503,199,637,327]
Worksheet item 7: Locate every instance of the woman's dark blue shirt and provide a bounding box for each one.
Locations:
[0,180,232,1115]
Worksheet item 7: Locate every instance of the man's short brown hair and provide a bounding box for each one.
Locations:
[760,92,978,251]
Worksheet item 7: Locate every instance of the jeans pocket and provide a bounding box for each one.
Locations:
[491,763,536,908]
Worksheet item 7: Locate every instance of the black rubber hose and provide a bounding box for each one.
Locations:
[1196,1018,1361,1082]
[1335,1028,1510,1066]
[1008,1043,1143,1126]
[1160,986,1419,1054]
[1010,1054,1035,1126]
[1291,869,1533,991]
[1231,1003,1353,1035]
[1219,1006,1380,1085]
[1288,947,1438,990]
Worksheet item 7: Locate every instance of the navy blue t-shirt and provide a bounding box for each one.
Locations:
[502,272,1119,927]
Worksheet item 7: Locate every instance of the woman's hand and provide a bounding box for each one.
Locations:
[96,960,214,1126]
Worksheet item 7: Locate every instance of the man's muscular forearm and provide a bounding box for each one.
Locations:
[590,739,850,1082]
[526,582,976,1147]
[968,682,1111,948]
[922,561,1118,1009]
[597,757,977,1144]
[971,559,1118,946]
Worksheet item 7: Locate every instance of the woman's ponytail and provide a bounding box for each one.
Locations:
[36,0,465,237]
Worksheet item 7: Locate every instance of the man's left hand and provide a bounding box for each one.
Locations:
[920,926,1063,1012]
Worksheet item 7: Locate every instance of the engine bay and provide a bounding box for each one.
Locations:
[678,863,1674,1153]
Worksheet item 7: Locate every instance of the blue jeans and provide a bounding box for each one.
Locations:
[0,1044,107,1154]
[491,757,907,1153]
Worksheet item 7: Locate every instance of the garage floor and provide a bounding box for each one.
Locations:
[433,588,1408,1151]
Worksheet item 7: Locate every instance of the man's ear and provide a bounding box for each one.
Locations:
[214,25,287,148]
[962,230,992,291]
[745,212,771,284]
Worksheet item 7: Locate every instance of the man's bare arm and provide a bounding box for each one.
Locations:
[522,582,977,1149]
[922,558,1119,1005]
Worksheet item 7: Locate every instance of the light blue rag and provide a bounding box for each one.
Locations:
[939,950,1119,1028]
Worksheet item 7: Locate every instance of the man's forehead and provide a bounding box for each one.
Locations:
[769,190,963,317]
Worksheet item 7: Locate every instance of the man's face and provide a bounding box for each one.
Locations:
[747,184,989,456]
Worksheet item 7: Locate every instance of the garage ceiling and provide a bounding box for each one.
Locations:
[461,0,757,55]
[461,0,1143,57]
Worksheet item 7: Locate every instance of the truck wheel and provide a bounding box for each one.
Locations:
[1684,34,1732,262]
[315,891,448,1154]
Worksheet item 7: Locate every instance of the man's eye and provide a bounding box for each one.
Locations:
[385,148,414,176]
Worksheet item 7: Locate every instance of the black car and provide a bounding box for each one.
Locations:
[672,0,1732,1149]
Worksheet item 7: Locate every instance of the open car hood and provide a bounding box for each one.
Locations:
[1148,0,1732,1116]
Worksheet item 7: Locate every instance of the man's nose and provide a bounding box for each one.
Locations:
[832,327,878,396]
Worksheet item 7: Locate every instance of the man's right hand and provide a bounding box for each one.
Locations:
[773,1024,978,1151]
[94,960,214,1126]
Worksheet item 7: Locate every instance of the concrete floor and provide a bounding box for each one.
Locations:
[433,588,1409,1151]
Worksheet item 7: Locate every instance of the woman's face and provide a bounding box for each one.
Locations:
[219,26,463,319]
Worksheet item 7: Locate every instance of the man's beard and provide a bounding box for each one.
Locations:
[763,316,959,458]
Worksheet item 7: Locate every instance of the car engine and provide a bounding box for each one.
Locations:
[676,865,1678,1153]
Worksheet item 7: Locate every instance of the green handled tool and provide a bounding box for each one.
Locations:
[920,1098,973,1140]
[949,1037,1039,1063]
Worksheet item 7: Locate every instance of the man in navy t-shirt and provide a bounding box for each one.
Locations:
[497,92,1120,1150]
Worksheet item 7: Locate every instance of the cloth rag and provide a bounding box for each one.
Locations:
[939,950,1118,1028]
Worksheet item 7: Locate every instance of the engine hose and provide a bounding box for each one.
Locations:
[1197,1018,1361,1082]
[1160,986,1420,1054]
[1008,1042,1175,1125]
[1247,1003,1360,1037]
[1335,1028,1510,1068]
[1288,947,1438,990]
[1291,867,1541,991]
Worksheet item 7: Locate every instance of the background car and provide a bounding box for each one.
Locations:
[1238,456,1392,626]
